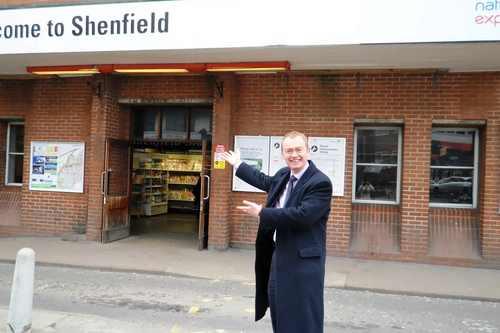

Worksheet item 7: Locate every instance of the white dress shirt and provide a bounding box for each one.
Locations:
[274,162,309,241]
[234,160,310,242]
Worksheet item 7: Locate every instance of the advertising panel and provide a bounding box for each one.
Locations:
[29,141,85,193]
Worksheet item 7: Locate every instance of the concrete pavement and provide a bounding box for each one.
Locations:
[0,235,499,332]
[0,307,168,333]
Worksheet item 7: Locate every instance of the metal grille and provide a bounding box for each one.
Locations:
[428,208,481,259]
[349,204,401,253]
[0,191,22,226]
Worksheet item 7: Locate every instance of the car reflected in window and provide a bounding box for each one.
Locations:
[429,177,472,204]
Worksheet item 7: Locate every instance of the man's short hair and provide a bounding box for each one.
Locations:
[281,131,309,151]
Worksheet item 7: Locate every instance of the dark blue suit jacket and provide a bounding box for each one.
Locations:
[236,160,332,333]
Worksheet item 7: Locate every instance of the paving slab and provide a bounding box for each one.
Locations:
[1,236,500,303]
[0,307,165,333]
[327,257,500,302]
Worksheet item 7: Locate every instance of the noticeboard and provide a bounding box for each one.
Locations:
[232,135,346,196]
[29,141,85,193]
[232,136,270,193]
[308,137,346,196]
[269,136,288,176]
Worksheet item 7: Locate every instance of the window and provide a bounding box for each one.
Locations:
[134,108,159,139]
[353,127,402,204]
[6,122,25,186]
[429,128,478,207]
[161,108,187,139]
[133,107,212,140]
[189,108,213,140]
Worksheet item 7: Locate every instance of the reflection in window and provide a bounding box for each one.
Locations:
[189,108,213,140]
[353,127,401,203]
[161,108,187,140]
[430,129,477,207]
[134,108,159,139]
[430,130,474,167]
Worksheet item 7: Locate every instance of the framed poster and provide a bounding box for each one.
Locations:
[232,136,270,192]
[29,141,85,193]
[269,136,288,176]
[308,137,346,196]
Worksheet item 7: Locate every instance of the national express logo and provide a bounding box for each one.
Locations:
[475,1,500,27]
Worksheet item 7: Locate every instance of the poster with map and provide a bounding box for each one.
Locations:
[29,142,85,193]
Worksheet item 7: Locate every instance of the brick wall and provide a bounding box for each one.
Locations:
[212,72,500,268]
[350,204,401,253]
[1,70,499,268]
[208,73,236,249]
[113,75,213,100]
[0,78,92,236]
[428,208,481,259]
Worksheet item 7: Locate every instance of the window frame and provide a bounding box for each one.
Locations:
[429,127,479,209]
[352,126,402,205]
[5,122,25,186]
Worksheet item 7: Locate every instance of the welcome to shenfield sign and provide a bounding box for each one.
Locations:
[0,0,498,55]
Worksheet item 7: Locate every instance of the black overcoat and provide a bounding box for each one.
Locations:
[236,160,332,333]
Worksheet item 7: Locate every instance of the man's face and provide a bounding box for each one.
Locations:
[282,136,310,173]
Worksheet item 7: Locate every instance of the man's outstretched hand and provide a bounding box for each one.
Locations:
[221,148,242,167]
[236,200,262,218]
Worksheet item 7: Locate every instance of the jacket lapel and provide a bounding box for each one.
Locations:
[286,161,317,204]
[267,170,290,207]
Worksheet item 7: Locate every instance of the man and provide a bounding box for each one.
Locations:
[222,131,332,333]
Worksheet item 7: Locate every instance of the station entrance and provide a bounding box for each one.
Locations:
[101,106,213,250]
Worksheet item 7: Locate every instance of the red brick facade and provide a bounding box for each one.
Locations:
[214,72,500,268]
[1,70,499,268]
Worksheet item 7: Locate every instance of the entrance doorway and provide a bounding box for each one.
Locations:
[129,106,212,250]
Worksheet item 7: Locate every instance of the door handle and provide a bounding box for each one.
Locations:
[100,171,105,195]
[204,175,210,200]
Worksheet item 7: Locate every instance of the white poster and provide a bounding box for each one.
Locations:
[29,141,85,193]
[308,137,346,197]
[233,136,270,193]
[269,136,288,176]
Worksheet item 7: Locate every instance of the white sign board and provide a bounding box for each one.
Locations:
[233,136,270,193]
[0,0,496,55]
[29,141,85,193]
[0,0,357,55]
[360,0,500,44]
[269,136,288,176]
[308,137,346,197]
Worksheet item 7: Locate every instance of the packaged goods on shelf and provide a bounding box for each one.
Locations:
[168,174,199,184]
[168,189,195,201]
[161,158,202,171]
